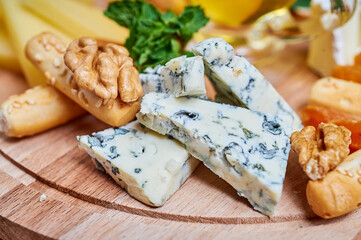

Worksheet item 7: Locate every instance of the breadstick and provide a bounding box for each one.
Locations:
[25,32,141,127]
[0,85,85,137]
[306,149,361,219]
[310,77,361,120]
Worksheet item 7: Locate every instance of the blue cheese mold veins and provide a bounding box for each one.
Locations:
[139,56,206,98]
[137,92,291,216]
[192,37,302,133]
[77,120,199,207]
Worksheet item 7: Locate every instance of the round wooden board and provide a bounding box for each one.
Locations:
[1,43,361,239]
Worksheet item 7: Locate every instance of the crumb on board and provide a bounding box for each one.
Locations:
[39,193,47,202]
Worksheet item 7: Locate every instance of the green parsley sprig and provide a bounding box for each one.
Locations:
[104,0,209,72]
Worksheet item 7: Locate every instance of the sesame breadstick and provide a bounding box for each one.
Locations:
[0,85,85,137]
[310,77,361,120]
[307,149,361,219]
[26,32,141,127]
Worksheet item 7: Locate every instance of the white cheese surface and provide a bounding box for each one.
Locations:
[137,93,291,216]
[139,65,166,94]
[192,37,302,133]
[78,121,199,207]
[162,55,206,97]
[139,56,206,98]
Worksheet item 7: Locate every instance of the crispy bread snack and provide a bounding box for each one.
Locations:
[26,32,141,127]
[0,85,85,137]
[310,77,361,120]
[306,149,361,219]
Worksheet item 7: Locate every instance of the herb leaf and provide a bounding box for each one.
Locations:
[178,6,209,43]
[104,0,209,72]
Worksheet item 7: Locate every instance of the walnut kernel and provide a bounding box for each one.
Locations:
[290,123,351,180]
[64,37,142,102]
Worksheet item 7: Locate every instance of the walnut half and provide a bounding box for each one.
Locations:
[64,37,142,102]
[290,123,351,180]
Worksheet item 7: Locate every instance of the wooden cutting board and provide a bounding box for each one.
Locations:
[1,42,361,240]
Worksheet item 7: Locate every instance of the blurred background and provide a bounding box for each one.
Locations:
[0,0,360,87]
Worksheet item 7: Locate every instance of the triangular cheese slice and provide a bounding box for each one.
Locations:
[137,92,291,216]
[78,120,199,207]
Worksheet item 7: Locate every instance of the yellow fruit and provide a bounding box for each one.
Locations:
[144,0,187,14]
[22,0,129,44]
[191,0,263,27]
[246,0,296,23]
[72,0,95,5]
[107,0,187,14]
[0,0,71,86]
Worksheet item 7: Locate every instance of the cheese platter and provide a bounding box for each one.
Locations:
[1,41,361,239]
[1,0,361,239]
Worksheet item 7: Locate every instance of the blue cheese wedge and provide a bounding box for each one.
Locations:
[139,56,206,97]
[161,55,206,97]
[192,37,302,132]
[77,121,199,207]
[137,92,291,216]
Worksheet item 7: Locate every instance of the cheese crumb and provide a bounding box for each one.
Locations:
[39,193,47,202]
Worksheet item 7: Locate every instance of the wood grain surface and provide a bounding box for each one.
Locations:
[1,43,361,239]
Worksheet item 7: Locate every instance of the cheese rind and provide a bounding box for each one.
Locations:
[192,37,302,133]
[137,92,291,216]
[78,121,199,206]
